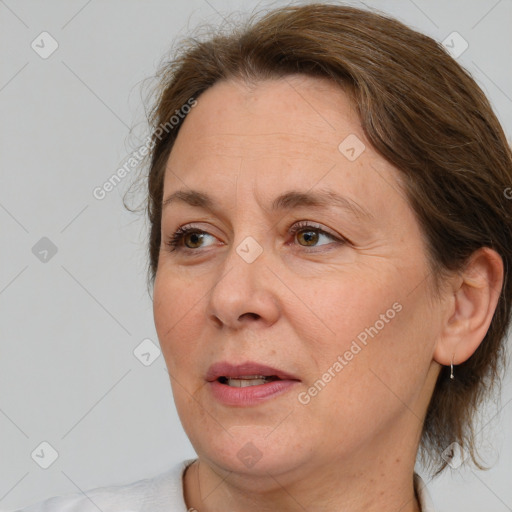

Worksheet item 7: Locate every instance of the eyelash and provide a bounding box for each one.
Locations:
[164,221,347,253]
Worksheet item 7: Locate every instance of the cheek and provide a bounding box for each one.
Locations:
[299,269,400,349]
[301,266,429,389]
[315,281,434,420]
[153,270,205,368]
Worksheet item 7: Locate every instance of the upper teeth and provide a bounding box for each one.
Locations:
[226,376,271,387]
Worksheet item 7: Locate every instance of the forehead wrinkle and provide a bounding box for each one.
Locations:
[191,132,342,159]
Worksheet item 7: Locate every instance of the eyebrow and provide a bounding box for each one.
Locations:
[162,188,374,222]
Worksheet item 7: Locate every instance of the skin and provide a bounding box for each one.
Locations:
[152,75,503,512]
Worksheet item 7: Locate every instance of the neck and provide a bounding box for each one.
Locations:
[184,451,422,512]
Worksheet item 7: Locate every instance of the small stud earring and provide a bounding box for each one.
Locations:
[450,355,455,380]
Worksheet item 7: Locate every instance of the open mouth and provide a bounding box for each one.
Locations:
[217,375,281,387]
[208,366,300,405]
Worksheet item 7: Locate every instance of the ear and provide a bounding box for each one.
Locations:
[433,247,504,367]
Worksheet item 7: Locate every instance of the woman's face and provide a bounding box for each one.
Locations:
[153,75,443,479]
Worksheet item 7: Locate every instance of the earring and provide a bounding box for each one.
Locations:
[450,355,455,380]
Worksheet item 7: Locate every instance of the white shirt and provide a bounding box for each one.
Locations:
[13,459,436,511]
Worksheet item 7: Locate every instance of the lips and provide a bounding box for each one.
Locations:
[206,361,300,382]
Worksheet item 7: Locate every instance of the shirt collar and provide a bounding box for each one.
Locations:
[414,472,436,512]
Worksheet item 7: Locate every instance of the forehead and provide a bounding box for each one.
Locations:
[171,75,362,161]
[163,75,408,219]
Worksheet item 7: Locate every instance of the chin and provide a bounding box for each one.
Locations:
[189,424,312,479]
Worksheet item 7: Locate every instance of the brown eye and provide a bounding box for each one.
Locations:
[165,227,216,252]
[290,222,342,248]
[183,231,205,248]
[296,229,320,247]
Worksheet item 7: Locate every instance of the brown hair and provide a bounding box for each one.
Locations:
[131,2,512,477]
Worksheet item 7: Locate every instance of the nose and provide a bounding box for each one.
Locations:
[206,237,281,330]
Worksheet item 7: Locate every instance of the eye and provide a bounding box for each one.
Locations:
[165,225,217,252]
[164,221,346,254]
[289,221,345,248]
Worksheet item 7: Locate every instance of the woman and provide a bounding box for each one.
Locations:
[15,2,511,511]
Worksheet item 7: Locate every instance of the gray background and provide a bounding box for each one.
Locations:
[1,0,511,510]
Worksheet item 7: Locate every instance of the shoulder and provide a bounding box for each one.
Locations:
[12,459,196,512]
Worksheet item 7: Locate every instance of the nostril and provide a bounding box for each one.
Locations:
[240,312,260,321]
